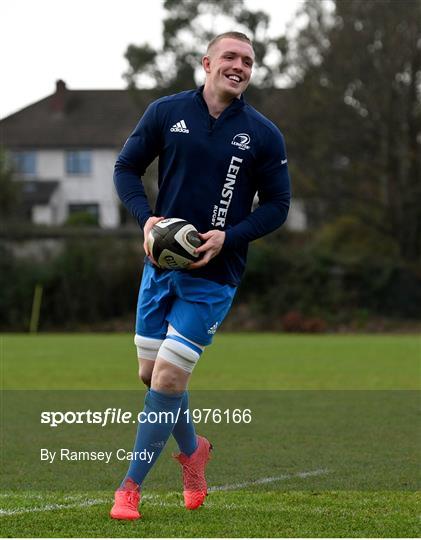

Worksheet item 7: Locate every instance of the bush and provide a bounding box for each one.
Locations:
[0,224,420,331]
[0,245,38,330]
[41,238,142,329]
[281,311,327,333]
[0,238,143,331]
[65,212,98,227]
[238,227,421,325]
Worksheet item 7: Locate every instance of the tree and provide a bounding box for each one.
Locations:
[0,147,21,224]
[123,0,286,93]
[122,0,421,261]
[284,0,421,261]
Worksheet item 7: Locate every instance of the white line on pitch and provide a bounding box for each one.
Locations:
[0,469,330,516]
[208,468,330,492]
[0,498,108,516]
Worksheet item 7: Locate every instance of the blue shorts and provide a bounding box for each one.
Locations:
[135,263,237,346]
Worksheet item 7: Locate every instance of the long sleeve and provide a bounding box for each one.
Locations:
[224,128,291,250]
[113,102,162,229]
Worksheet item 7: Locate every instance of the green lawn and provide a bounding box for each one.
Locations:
[0,333,420,537]
[2,333,419,389]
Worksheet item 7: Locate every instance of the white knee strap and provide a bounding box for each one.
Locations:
[158,326,204,373]
[134,334,164,361]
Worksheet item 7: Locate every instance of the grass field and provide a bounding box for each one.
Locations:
[1,333,420,537]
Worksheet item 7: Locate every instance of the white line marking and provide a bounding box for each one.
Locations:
[0,498,107,516]
[209,468,330,492]
[0,469,330,516]
[0,493,44,499]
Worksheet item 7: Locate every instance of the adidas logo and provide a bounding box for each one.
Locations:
[207,321,219,335]
[150,440,165,448]
[170,119,189,133]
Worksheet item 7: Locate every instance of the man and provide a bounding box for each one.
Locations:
[110,31,290,520]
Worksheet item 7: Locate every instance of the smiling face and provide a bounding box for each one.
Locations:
[202,37,254,101]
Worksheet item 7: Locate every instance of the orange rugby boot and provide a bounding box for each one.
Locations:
[110,478,141,520]
[174,435,212,510]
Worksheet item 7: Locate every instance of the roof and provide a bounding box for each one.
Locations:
[0,82,158,149]
[0,81,292,150]
[19,180,59,205]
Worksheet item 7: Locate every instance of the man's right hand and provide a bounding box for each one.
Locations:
[143,216,165,266]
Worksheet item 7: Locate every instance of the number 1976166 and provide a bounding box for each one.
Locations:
[184,408,252,424]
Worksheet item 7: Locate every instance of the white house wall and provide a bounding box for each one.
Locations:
[35,149,120,227]
[32,204,53,225]
[287,200,307,231]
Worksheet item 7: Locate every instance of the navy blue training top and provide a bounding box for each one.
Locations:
[114,86,291,286]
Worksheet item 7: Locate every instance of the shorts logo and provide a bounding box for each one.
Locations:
[207,322,219,335]
[231,133,250,151]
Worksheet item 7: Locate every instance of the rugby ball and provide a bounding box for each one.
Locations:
[147,218,203,270]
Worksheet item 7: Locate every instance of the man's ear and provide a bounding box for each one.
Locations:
[202,55,211,74]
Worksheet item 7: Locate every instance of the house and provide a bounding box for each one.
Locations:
[1,80,306,230]
[0,80,156,227]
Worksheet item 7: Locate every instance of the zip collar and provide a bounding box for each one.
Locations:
[194,85,245,117]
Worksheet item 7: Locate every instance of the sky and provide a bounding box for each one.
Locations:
[1,0,303,119]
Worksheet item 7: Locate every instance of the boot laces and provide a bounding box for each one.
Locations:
[182,461,206,491]
[126,491,138,508]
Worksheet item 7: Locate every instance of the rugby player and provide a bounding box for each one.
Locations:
[110,31,291,520]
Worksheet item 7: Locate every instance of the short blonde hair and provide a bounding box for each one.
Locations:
[206,32,253,54]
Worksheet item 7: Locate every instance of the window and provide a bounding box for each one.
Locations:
[67,203,99,225]
[66,150,92,175]
[12,151,37,175]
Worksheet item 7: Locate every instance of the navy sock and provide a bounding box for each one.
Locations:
[171,391,198,456]
[122,388,183,487]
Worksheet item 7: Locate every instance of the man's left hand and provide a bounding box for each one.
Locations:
[188,230,226,269]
